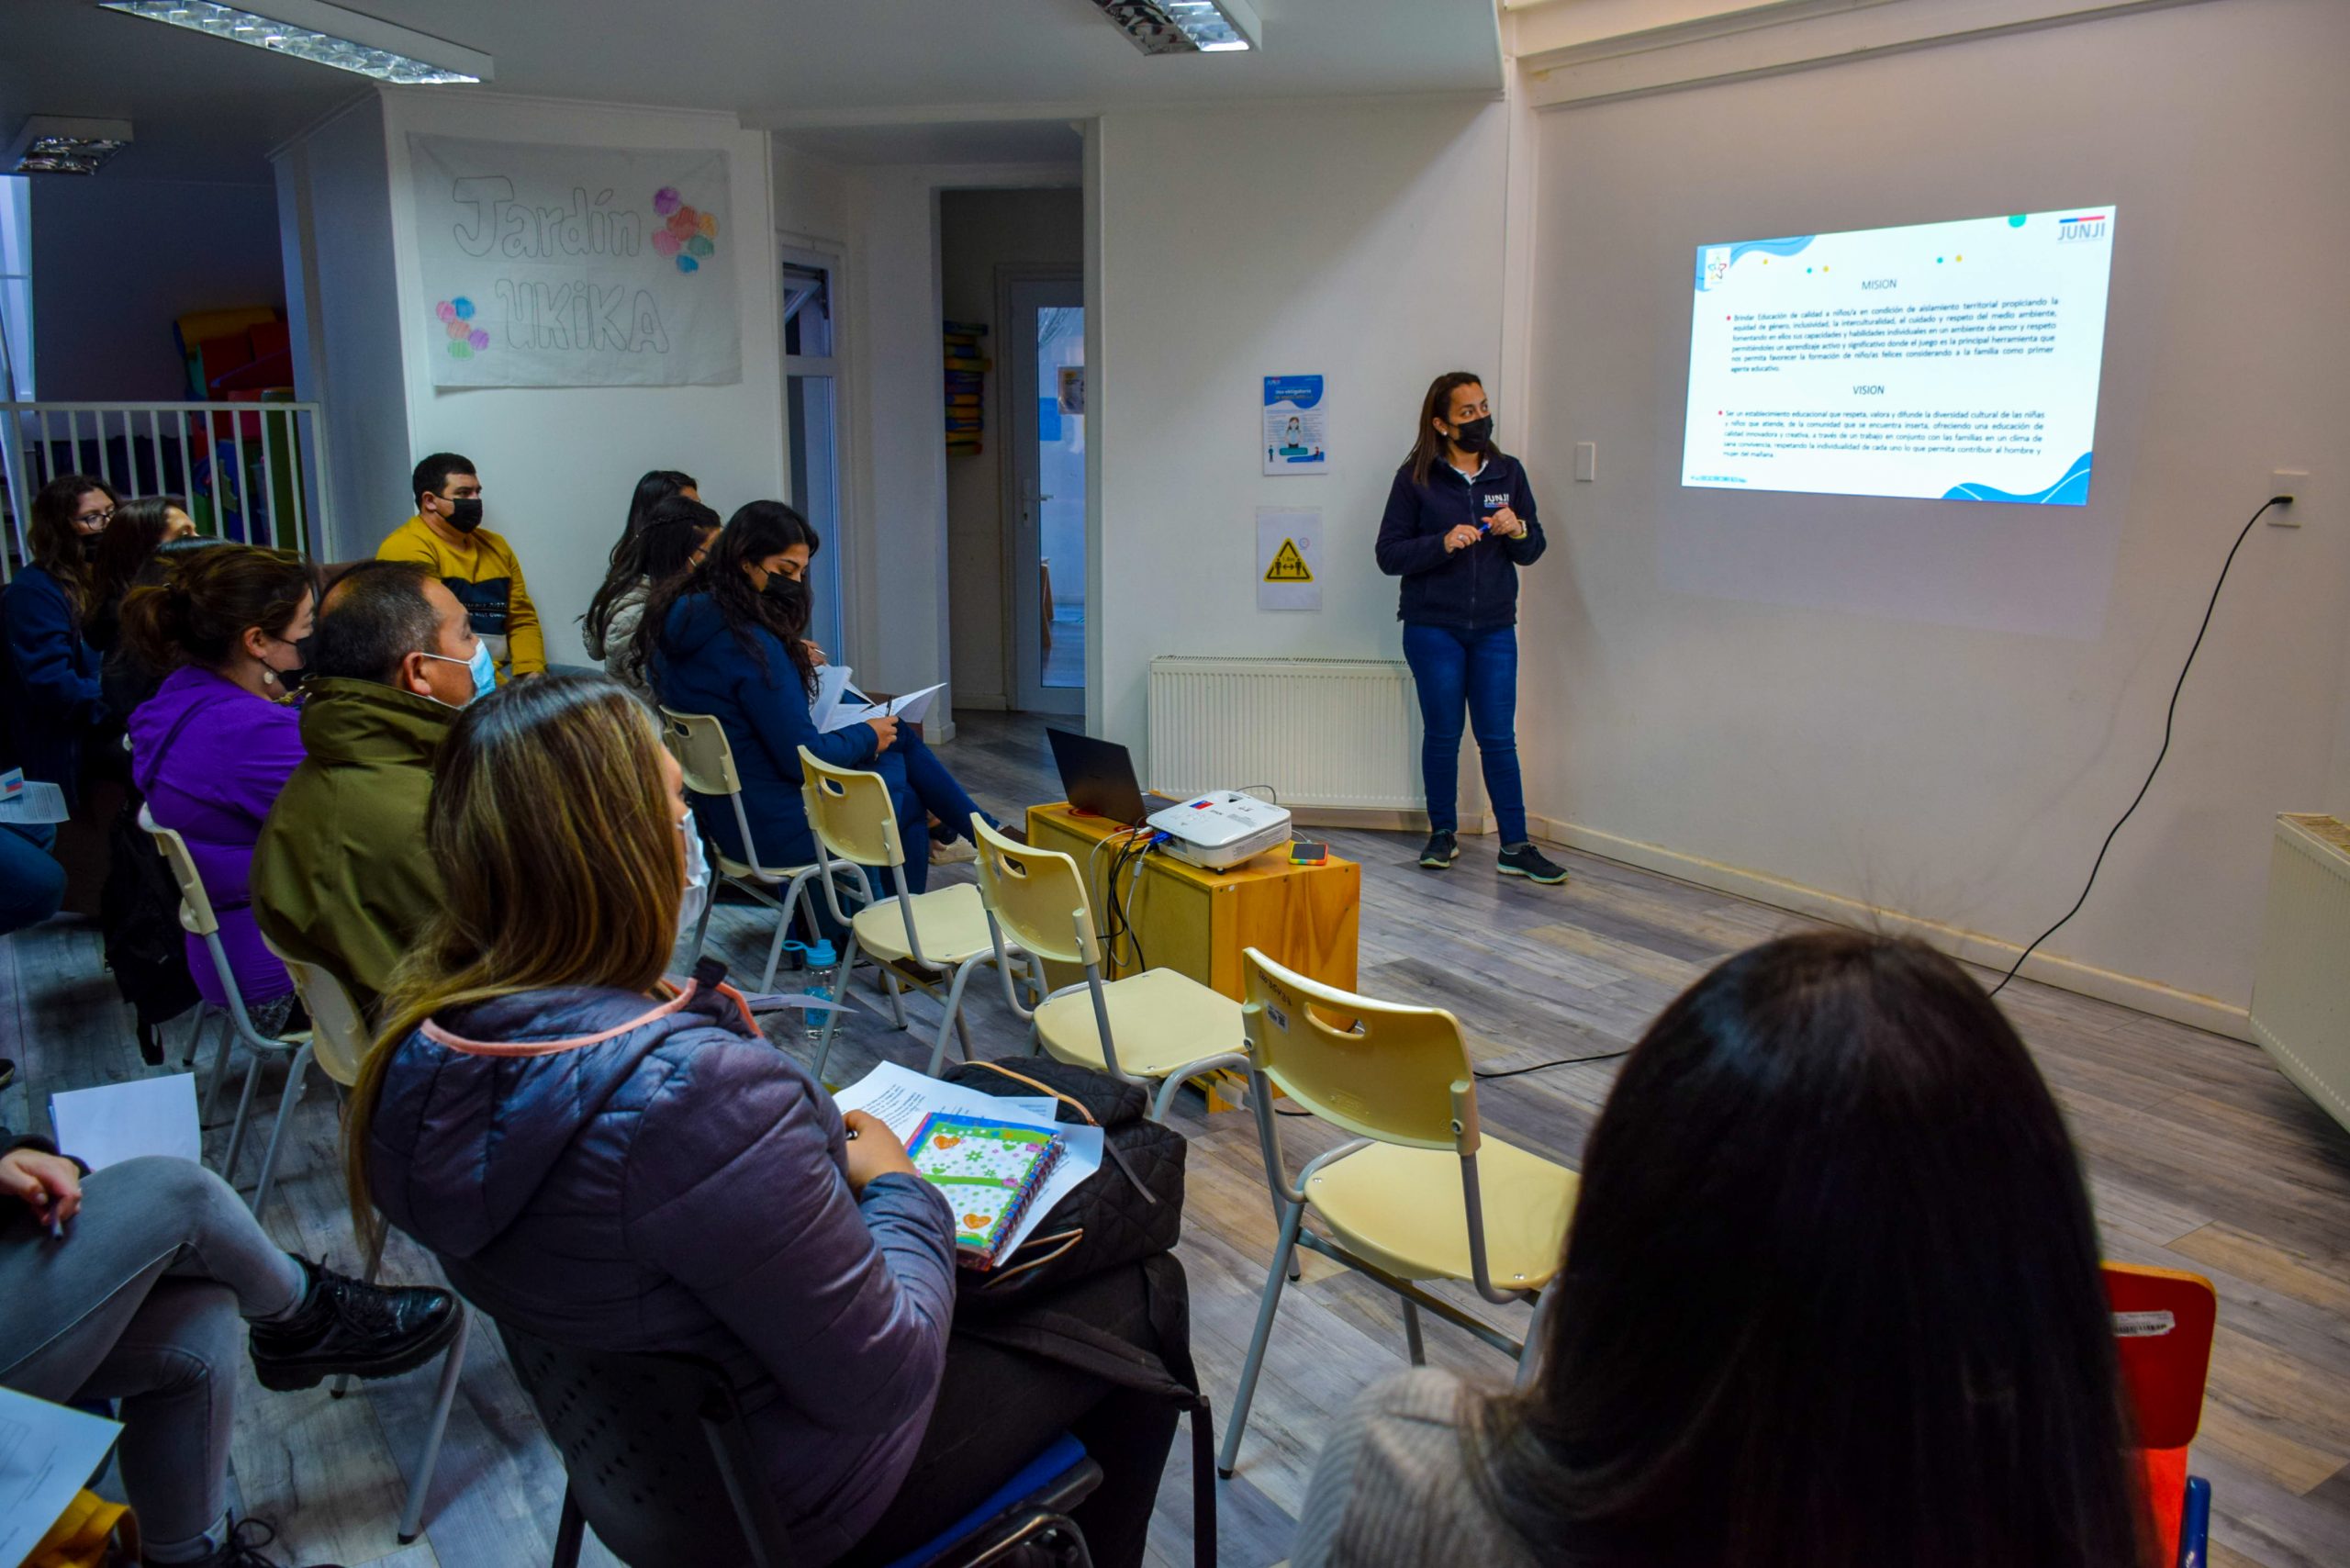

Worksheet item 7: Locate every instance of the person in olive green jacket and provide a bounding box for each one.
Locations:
[252,561,492,1024]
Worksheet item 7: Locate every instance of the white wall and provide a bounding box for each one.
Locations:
[1093,99,1511,768]
[1516,0,2350,1025]
[32,176,283,402]
[274,98,408,559]
[370,93,785,666]
[941,186,1084,709]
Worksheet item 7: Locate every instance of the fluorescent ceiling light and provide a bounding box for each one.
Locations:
[1089,0,1260,56]
[8,116,134,175]
[97,1,493,85]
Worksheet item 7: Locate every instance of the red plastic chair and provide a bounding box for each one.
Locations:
[2105,1261,2217,1567]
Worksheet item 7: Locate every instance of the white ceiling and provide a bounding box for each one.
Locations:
[4,0,1503,183]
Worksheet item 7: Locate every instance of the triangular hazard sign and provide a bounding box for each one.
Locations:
[1264,538,1314,582]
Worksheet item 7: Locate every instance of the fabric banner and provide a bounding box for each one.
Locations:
[408,135,742,388]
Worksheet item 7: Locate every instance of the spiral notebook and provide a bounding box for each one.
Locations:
[904,1112,1066,1270]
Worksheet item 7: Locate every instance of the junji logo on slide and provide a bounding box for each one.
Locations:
[1682,205,2118,506]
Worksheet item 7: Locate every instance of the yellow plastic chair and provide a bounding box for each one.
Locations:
[800,747,1009,1081]
[969,815,1246,1121]
[140,806,313,1224]
[258,939,474,1547]
[659,708,870,990]
[1216,947,1580,1478]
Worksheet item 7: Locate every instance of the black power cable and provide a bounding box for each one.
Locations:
[1987,495,2289,999]
[1473,1048,1630,1081]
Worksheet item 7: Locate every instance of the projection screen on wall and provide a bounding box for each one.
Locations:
[1682,207,2116,505]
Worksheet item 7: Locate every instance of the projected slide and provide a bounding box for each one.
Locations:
[1682,207,2116,505]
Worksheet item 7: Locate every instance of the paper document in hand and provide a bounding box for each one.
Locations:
[811,664,857,732]
[819,682,948,734]
[0,1386,123,1568]
[50,1073,202,1170]
[831,1061,1103,1260]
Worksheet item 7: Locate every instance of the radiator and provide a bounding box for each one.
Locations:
[1147,656,1423,812]
[2248,814,2350,1136]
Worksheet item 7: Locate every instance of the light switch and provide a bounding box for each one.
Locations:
[1574,442,1596,483]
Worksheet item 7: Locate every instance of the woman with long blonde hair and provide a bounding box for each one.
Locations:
[350,674,1178,1565]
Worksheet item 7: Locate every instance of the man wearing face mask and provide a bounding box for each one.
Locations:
[375,451,546,680]
[252,561,493,1023]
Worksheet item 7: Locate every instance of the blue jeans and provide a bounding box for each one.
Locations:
[1,823,65,935]
[1402,622,1528,845]
[875,728,994,898]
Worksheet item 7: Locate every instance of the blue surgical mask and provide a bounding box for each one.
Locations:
[419,639,498,707]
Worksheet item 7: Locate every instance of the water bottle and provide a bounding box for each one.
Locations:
[802,938,838,1041]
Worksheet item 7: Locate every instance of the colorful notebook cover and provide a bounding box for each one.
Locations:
[903,1112,1065,1269]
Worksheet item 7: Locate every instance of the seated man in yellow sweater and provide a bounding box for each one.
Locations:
[376,451,545,678]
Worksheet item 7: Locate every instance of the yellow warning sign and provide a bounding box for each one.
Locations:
[1263,538,1315,582]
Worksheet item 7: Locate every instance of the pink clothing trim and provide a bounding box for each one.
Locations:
[420,982,699,1058]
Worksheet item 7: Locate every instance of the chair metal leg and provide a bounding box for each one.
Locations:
[220,1049,267,1187]
[333,1224,390,1400]
[1247,1082,1304,1283]
[759,872,817,993]
[248,1044,314,1226]
[397,1308,471,1544]
[1402,1298,1427,1367]
[881,963,909,1030]
[198,1009,235,1125]
[688,863,721,967]
[553,1483,586,1568]
[923,960,982,1077]
[179,1007,208,1069]
[1513,1280,1557,1391]
[1217,1194,1306,1478]
[811,929,863,1084]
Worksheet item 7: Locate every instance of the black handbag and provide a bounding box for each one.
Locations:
[941,1058,1186,1311]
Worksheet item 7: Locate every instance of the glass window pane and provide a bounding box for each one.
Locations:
[1036,307,1084,689]
[787,372,843,659]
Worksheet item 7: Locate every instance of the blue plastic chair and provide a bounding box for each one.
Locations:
[497,1319,1100,1567]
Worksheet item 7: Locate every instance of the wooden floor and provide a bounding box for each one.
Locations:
[6,709,2349,1567]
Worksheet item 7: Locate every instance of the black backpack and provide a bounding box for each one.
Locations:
[100,787,199,1033]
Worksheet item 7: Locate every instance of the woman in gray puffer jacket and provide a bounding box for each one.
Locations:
[351,675,1178,1566]
[580,494,719,704]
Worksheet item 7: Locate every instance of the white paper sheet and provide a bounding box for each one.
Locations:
[831,1062,1104,1261]
[0,778,69,825]
[821,682,948,734]
[810,664,856,733]
[48,1073,201,1171]
[0,1386,123,1568]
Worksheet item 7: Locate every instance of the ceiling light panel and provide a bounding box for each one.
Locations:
[1089,0,1260,56]
[8,116,134,175]
[97,1,492,85]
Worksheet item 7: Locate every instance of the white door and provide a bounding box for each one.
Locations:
[781,250,845,662]
[1005,276,1085,715]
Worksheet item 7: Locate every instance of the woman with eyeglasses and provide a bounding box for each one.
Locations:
[2,474,121,812]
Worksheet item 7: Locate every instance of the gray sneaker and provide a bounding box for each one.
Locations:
[1497,842,1569,885]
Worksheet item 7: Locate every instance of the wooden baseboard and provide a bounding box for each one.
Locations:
[1287,807,1496,836]
[1526,813,2254,1044]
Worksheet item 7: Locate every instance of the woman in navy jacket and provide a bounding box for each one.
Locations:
[643,500,997,893]
[1375,372,1567,885]
[2,474,118,810]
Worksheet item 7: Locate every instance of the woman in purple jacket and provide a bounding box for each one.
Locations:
[352,675,1177,1566]
[123,545,315,1033]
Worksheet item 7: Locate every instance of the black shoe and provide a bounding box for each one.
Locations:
[1497,842,1569,885]
[147,1517,342,1567]
[248,1257,462,1393]
[1418,831,1460,869]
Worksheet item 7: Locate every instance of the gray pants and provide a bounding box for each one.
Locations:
[0,1156,307,1560]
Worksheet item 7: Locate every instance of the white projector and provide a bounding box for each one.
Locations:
[1147,791,1294,871]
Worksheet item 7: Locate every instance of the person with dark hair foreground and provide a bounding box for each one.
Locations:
[122,546,316,1034]
[353,677,1177,1566]
[85,495,200,658]
[0,1135,458,1568]
[584,492,720,701]
[611,466,699,562]
[1292,931,2153,1568]
[251,559,488,1023]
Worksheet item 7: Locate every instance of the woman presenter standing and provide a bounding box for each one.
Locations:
[1376,371,1566,885]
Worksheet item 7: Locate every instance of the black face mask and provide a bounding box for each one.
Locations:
[444,498,484,533]
[763,573,809,613]
[79,533,105,563]
[1453,415,1495,450]
[274,633,317,689]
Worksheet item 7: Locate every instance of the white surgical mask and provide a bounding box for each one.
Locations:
[418,639,498,708]
[677,814,711,935]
